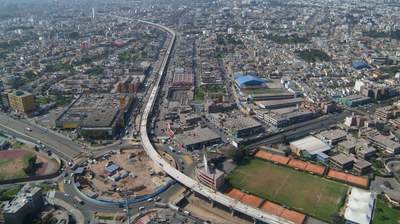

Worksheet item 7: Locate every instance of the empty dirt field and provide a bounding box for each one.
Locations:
[228,159,348,222]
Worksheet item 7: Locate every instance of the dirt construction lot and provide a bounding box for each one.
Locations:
[82,148,168,200]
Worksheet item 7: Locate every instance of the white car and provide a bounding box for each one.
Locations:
[138,206,145,211]
[147,198,153,202]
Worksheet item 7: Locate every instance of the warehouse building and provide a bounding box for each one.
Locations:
[235,75,265,90]
[290,136,332,163]
[352,61,371,70]
[256,98,304,109]
[55,94,133,139]
[172,73,194,86]
[176,127,221,151]
[335,95,370,107]
[223,115,263,138]
[263,108,315,128]
[249,92,296,101]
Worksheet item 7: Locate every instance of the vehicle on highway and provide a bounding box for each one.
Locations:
[155,202,167,208]
[74,196,84,204]
[147,197,154,202]
[26,127,32,131]
[155,196,161,202]
[138,206,145,211]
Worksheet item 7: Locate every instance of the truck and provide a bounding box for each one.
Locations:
[74,196,84,205]
[155,202,167,208]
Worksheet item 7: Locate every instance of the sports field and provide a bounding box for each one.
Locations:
[229,159,348,222]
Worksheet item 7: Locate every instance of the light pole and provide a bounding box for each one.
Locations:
[125,186,131,224]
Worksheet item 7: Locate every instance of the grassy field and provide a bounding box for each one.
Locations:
[194,86,226,100]
[373,200,400,224]
[228,159,348,222]
[0,152,35,180]
[11,141,25,149]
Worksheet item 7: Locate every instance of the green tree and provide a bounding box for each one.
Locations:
[330,213,344,224]
[23,155,37,175]
[228,146,250,164]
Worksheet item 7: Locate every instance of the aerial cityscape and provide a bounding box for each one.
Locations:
[0,0,399,223]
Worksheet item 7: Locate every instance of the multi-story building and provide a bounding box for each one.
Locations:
[7,90,35,113]
[0,90,11,110]
[354,160,372,175]
[196,155,225,190]
[330,154,355,170]
[2,185,43,224]
[375,106,400,122]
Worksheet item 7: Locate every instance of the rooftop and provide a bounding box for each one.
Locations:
[344,188,375,224]
[290,136,332,155]
[179,127,221,147]
[224,115,262,132]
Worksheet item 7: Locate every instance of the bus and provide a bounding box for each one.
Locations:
[74,196,84,205]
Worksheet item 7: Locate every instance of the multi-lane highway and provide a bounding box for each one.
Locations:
[0,113,81,160]
[135,19,294,224]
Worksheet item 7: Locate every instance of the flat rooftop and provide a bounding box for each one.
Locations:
[224,115,262,132]
[290,136,332,155]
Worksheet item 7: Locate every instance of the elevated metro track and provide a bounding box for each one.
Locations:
[110,14,293,224]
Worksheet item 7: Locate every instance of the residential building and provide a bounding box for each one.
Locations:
[2,185,43,224]
[7,90,35,113]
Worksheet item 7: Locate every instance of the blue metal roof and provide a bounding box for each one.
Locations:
[104,164,120,174]
[352,61,371,70]
[235,75,264,87]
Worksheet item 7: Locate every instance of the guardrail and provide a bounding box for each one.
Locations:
[73,179,176,206]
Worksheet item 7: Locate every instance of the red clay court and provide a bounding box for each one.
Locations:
[260,201,306,224]
[240,193,264,207]
[255,151,290,165]
[224,188,263,207]
[256,151,326,176]
[327,170,368,187]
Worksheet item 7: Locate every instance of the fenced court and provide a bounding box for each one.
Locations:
[228,159,348,222]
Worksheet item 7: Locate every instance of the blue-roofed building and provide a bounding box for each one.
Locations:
[352,61,371,70]
[104,164,120,175]
[235,75,265,89]
[74,167,85,175]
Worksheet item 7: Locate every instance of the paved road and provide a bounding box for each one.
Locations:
[133,18,294,224]
[0,113,82,159]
